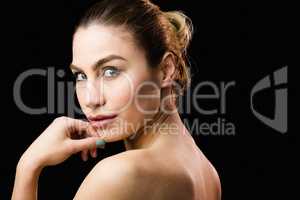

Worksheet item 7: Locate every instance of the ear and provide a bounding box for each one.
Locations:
[159,52,176,88]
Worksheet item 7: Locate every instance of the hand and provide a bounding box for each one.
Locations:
[18,116,105,170]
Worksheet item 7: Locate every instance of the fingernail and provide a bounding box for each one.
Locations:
[96,139,106,149]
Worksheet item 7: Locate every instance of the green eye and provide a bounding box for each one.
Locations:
[103,66,120,78]
[74,72,87,81]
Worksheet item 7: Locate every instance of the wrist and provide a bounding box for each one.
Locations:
[17,154,44,176]
[12,155,43,200]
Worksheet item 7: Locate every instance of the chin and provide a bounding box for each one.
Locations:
[93,122,136,142]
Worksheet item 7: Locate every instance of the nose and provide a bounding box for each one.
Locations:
[84,80,105,110]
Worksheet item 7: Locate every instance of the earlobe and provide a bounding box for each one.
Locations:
[160,52,176,88]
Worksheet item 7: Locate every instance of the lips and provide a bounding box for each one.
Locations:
[87,114,118,128]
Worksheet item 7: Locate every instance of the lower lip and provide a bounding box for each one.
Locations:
[89,116,117,128]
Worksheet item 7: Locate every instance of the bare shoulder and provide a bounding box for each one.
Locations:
[74,150,148,200]
[74,149,195,200]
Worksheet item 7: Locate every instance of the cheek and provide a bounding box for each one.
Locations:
[105,76,134,111]
[134,87,161,115]
[75,84,86,106]
[134,76,161,115]
[119,73,161,121]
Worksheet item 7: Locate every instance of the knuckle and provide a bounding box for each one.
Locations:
[54,116,65,123]
[54,116,70,125]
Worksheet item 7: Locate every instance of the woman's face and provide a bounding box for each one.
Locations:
[71,24,163,142]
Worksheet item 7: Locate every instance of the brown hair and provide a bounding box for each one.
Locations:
[76,0,193,101]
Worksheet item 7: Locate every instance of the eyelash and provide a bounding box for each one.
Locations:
[73,66,121,81]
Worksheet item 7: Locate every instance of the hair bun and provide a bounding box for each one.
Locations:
[164,11,194,52]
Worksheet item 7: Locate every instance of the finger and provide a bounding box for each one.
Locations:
[89,148,94,158]
[94,148,98,157]
[90,148,97,158]
[77,125,98,159]
[61,117,95,138]
[81,149,89,161]
[83,128,98,159]
[69,137,106,154]
[90,130,98,158]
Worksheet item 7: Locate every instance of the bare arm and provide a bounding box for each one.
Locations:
[11,158,43,200]
[11,117,104,200]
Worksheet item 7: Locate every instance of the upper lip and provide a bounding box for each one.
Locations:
[87,114,118,122]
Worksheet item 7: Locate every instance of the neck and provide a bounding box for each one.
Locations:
[123,110,190,150]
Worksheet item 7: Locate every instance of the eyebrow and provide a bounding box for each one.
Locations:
[69,54,127,71]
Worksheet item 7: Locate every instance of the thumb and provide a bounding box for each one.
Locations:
[69,137,106,154]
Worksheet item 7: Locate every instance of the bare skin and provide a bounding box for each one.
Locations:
[12,24,221,200]
[12,114,221,200]
[74,111,221,200]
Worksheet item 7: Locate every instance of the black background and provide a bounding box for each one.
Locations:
[1,0,296,199]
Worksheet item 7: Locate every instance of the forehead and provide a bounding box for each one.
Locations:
[72,24,142,66]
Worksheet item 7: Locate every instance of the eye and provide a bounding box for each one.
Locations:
[73,72,87,81]
[102,66,120,78]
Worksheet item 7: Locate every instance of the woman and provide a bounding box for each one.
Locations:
[12,0,221,199]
